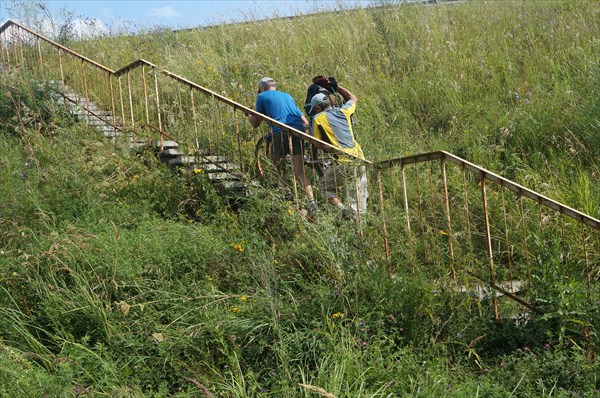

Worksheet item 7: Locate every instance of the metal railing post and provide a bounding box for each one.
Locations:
[81,59,91,123]
[0,30,6,67]
[141,65,151,143]
[501,190,514,291]
[153,70,163,149]
[37,36,45,80]
[441,158,456,279]
[190,89,199,150]
[118,76,126,130]
[109,73,118,143]
[519,194,531,284]
[377,169,390,259]
[235,108,243,173]
[17,27,24,68]
[401,164,411,232]
[480,174,499,322]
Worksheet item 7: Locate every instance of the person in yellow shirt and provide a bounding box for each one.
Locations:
[308,85,368,217]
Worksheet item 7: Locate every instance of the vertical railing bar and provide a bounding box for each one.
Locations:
[288,134,300,211]
[517,194,530,284]
[190,89,200,151]
[227,105,236,167]
[36,36,45,80]
[141,65,151,144]
[441,158,456,279]
[207,95,215,154]
[320,149,330,210]
[215,99,224,157]
[377,169,390,259]
[501,189,514,291]
[57,48,67,107]
[153,69,163,150]
[9,28,16,68]
[234,109,244,174]
[81,59,91,124]
[11,28,18,69]
[0,29,6,67]
[481,174,499,322]
[308,145,319,203]
[2,31,12,70]
[109,73,118,144]
[560,212,567,266]
[127,71,135,130]
[177,84,183,117]
[118,76,126,131]
[539,200,545,235]
[17,27,24,67]
[462,169,475,274]
[401,165,411,232]
[581,223,591,298]
[427,163,442,266]
[415,163,428,263]
[354,165,364,238]
[365,166,376,220]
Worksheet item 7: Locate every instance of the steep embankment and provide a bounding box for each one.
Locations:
[1,1,599,396]
[71,2,599,209]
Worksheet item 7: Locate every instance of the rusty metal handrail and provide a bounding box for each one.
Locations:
[375,150,600,231]
[114,58,368,162]
[2,17,595,230]
[2,19,598,324]
[0,19,362,162]
[0,20,115,74]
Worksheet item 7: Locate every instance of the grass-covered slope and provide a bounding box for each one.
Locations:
[1,1,599,397]
[69,1,600,218]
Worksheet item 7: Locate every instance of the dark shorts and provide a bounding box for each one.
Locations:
[269,129,304,158]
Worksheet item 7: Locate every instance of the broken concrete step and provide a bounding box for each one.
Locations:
[201,163,239,173]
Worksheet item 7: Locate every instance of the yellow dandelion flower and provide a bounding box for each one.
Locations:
[273,259,279,265]
[438,230,448,236]
[239,295,247,301]
[230,243,244,253]
[194,168,203,174]
[331,312,344,319]
[230,306,240,314]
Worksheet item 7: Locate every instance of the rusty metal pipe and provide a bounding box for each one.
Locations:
[480,174,499,322]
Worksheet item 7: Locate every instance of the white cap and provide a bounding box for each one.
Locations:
[308,93,329,114]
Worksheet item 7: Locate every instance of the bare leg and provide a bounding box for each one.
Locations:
[291,154,314,202]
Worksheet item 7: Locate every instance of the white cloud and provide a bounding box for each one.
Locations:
[66,18,108,38]
[149,6,182,18]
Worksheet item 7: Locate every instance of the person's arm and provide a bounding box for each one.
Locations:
[247,113,262,128]
[336,85,357,104]
[247,96,264,128]
[301,114,309,129]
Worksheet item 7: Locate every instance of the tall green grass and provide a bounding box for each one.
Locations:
[1,1,599,396]
[67,0,600,218]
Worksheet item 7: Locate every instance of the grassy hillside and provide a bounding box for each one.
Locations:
[1,1,599,397]
[67,0,600,218]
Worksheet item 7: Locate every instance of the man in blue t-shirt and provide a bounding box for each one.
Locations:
[247,77,315,210]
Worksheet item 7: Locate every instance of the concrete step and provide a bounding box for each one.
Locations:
[43,80,252,196]
[458,280,524,300]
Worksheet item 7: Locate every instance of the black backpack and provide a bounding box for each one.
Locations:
[304,76,344,115]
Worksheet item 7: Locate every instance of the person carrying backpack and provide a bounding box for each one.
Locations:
[246,77,316,210]
[307,84,368,219]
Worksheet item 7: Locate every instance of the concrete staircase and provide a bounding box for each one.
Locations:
[46,80,250,196]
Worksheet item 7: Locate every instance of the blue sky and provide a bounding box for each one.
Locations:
[1,1,375,34]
